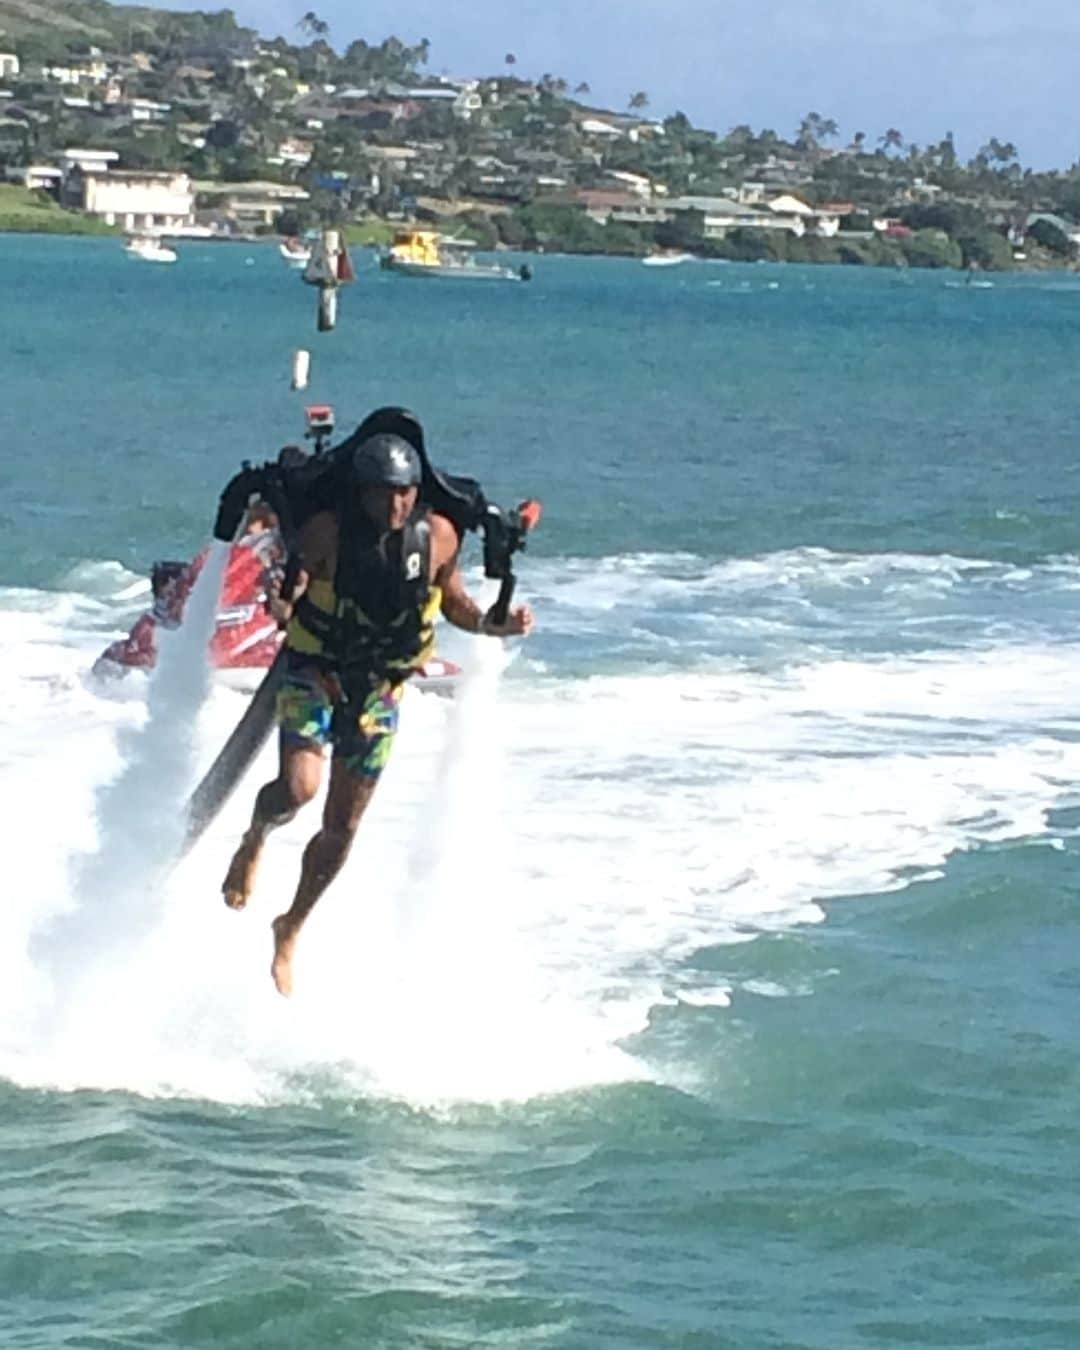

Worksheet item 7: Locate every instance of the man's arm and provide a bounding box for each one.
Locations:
[430,514,533,638]
[268,512,333,625]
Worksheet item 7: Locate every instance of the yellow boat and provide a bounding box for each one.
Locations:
[380,228,530,281]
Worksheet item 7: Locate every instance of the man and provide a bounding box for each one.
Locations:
[221,430,534,996]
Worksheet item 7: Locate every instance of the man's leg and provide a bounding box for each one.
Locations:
[270,680,405,995]
[223,667,336,910]
[270,757,379,995]
[222,742,324,909]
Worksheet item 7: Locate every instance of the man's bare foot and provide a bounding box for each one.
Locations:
[222,831,263,911]
[270,914,298,997]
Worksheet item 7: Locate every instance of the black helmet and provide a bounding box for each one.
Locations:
[351,433,422,488]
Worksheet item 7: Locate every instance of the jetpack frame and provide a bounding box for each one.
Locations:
[181,407,540,855]
[318,406,541,624]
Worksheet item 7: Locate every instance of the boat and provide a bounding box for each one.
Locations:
[92,519,461,696]
[124,234,177,264]
[279,236,313,269]
[380,228,529,281]
[642,251,693,267]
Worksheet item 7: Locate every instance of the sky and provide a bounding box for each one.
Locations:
[140,0,1079,170]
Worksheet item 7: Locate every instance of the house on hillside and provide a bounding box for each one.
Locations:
[667,195,775,237]
[194,180,310,230]
[59,148,120,184]
[0,54,20,80]
[738,182,767,204]
[42,58,109,86]
[1025,211,1080,248]
[74,169,195,232]
[873,217,911,239]
[273,138,313,167]
[5,164,63,194]
[606,170,659,198]
[427,80,485,119]
[114,98,172,124]
[579,117,624,141]
[548,188,664,224]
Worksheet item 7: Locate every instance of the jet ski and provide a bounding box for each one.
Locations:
[91,521,461,696]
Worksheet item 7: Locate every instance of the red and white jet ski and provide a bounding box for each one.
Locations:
[92,528,461,696]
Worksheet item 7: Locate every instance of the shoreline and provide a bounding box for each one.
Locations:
[1,225,1074,276]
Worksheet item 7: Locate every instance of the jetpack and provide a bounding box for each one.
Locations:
[180,406,541,854]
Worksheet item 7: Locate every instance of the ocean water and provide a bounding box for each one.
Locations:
[2,236,1080,1347]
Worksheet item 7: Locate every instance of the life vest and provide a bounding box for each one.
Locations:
[286,506,439,690]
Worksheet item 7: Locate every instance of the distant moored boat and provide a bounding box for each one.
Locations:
[380,228,529,281]
[279,236,312,268]
[124,234,177,264]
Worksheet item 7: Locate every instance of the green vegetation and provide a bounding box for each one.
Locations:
[342,217,394,247]
[0,1,253,62]
[497,202,646,256]
[0,183,117,233]
[1,1,1078,268]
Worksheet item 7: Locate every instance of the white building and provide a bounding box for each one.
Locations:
[580,117,624,140]
[276,137,313,167]
[60,148,120,176]
[667,196,780,237]
[451,81,483,118]
[123,98,172,123]
[80,170,195,232]
[44,60,108,86]
[5,164,63,191]
[667,193,841,240]
[607,170,653,198]
[194,180,310,229]
[763,194,841,237]
[0,53,20,80]
[766,193,814,219]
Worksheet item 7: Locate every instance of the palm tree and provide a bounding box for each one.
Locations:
[986,137,1017,165]
[879,128,904,154]
[575,81,590,96]
[298,11,329,41]
[504,53,516,69]
[796,112,837,152]
[628,90,649,110]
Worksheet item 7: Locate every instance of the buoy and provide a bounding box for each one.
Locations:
[317,286,338,333]
[291,348,310,390]
[302,228,354,333]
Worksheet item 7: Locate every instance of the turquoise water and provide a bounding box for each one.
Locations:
[2,236,1080,1347]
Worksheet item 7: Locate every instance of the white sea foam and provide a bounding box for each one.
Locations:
[2,551,1080,1106]
[21,544,228,1030]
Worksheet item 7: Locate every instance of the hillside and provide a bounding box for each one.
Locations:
[2,0,1079,267]
[0,0,253,57]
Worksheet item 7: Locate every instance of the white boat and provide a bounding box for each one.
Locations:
[642,252,693,267]
[124,235,177,264]
[279,237,312,269]
[380,228,530,281]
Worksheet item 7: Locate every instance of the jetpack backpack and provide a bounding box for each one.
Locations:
[213,406,540,623]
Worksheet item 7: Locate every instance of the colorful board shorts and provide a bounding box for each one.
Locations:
[276,665,405,780]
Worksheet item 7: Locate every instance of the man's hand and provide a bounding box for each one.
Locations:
[482,603,534,638]
[266,568,307,627]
